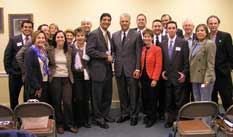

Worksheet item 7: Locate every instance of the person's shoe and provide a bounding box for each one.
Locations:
[116,116,130,123]
[83,122,91,128]
[130,118,138,126]
[164,122,173,128]
[145,121,155,128]
[69,127,78,133]
[159,114,165,120]
[104,116,115,123]
[57,127,64,134]
[143,116,149,124]
[96,121,109,129]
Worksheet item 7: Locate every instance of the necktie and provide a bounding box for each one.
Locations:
[122,32,126,46]
[191,42,201,57]
[25,36,30,45]
[104,32,108,49]
[168,40,173,59]
[156,35,160,46]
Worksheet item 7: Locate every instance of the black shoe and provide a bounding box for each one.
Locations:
[145,121,155,128]
[164,122,173,128]
[130,118,138,126]
[159,114,165,120]
[116,116,130,123]
[83,122,91,128]
[104,116,115,123]
[143,116,149,124]
[96,121,109,129]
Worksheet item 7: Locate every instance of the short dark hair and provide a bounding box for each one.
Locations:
[100,13,112,21]
[161,14,172,20]
[74,27,86,37]
[206,15,221,24]
[167,21,177,29]
[136,13,147,21]
[152,19,162,24]
[37,24,48,31]
[143,29,154,38]
[21,20,34,28]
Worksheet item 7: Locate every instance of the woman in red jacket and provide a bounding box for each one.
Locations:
[140,29,162,128]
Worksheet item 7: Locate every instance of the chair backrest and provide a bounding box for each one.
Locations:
[178,101,218,120]
[14,101,55,118]
[224,104,233,121]
[0,104,14,121]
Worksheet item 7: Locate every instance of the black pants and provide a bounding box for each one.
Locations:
[91,69,112,123]
[156,78,165,118]
[73,71,91,126]
[116,70,139,118]
[49,77,74,128]
[27,82,49,103]
[165,82,188,123]
[212,71,233,111]
[8,74,23,110]
[140,72,158,121]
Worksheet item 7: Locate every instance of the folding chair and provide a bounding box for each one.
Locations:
[215,104,233,137]
[0,104,15,129]
[14,101,56,137]
[174,101,218,137]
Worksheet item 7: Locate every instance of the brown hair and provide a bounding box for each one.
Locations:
[143,29,154,38]
[31,30,46,44]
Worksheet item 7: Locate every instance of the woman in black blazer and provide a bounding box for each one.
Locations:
[24,30,49,102]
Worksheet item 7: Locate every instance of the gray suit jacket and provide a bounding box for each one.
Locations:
[189,39,216,83]
[161,37,189,86]
[112,29,142,77]
[86,27,113,81]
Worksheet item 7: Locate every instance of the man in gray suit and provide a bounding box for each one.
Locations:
[161,21,189,128]
[86,13,114,129]
[112,13,142,126]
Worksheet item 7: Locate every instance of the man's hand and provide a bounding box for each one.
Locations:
[107,55,113,63]
[178,72,185,83]
[151,80,157,87]
[35,88,42,98]
[162,71,168,80]
[133,70,140,79]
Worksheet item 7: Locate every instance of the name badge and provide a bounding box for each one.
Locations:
[175,47,181,51]
[17,42,23,47]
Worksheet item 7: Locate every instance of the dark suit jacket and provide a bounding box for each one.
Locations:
[86,27,113,81]
[214,31,233,75]
[24,47,46,93]
[161,37,189,86]
[4,34,24,75]
[112,29,142,77]
[177,29,184,38]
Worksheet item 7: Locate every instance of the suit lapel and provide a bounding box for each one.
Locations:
[190,39,207,60]
[98,28,108,50]
[171,38,179,62]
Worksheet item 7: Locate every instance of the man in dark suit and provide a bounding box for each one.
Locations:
[151,19,167,120]
[160,21,189,128]
[112,13,142,126]
[161,14,183,38]
[4,20,33,110]
[86,13,114,129]
[207,15,233,111]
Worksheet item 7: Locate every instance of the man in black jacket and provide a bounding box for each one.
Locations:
[4,20,33,109]
[207,15,233,111]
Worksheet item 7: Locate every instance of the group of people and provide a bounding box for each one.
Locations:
[3,12,233,134]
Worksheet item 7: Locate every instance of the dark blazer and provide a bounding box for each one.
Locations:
[177,29,184,38]
[112,29,142,77]
[214,31,233,75]
[161,37,189,86]
[86,27,113,81]
[4,34,24,75]
[24,47,46,93]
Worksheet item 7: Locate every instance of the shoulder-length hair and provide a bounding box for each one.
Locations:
[52,30,68,53]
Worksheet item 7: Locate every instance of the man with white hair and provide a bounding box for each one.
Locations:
[81,17,92,36]
[182,19,196,49]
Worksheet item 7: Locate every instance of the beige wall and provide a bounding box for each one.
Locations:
[0,0,233,105]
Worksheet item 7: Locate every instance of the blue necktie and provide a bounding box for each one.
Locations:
[191,42,201,57]
[168,40,173,59]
